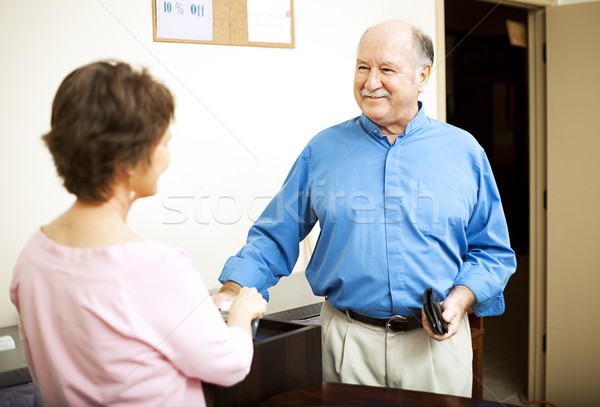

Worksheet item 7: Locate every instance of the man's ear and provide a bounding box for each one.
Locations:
[417,64,432,93]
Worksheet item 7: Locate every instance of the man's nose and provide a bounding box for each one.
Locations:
[365,69,382,90]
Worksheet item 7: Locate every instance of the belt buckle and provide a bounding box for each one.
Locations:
[386,315,407,333]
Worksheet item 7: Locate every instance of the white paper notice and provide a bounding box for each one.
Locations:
[0,335,16,351]
[247,0,292,44]
[155,0,213,41]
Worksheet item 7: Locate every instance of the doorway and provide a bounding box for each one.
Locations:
[445,0,529,403]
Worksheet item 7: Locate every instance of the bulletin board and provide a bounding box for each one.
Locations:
[152,0,295,49]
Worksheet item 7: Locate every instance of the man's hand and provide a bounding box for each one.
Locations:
[421,285,475,341]
[211,280,243,308]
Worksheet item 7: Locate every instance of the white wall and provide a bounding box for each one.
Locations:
[0,0,438,327]
[558,0,599,4]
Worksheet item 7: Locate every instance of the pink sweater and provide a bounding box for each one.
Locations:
[10,229,253,406]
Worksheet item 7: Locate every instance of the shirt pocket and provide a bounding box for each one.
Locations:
[415,178,448,237]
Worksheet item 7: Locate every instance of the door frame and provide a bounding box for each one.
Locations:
[526,7,546,401]
[436,0,549,400]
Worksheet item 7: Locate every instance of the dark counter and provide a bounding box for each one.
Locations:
[0,325,32,389]
[205,318,322,407]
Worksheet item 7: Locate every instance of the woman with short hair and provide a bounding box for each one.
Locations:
[10,60,266,406]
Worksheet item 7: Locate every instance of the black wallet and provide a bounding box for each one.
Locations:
[423,288,448,335]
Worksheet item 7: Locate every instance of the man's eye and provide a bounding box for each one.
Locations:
[382,68,394,73]
[357,66,369,71]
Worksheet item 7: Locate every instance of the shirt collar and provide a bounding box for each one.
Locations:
[359,101,427,143]
[405,101,427,135]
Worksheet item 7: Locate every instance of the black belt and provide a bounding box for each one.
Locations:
[346,309,423,333]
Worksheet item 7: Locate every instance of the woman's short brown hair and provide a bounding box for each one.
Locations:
[42,60,175,203]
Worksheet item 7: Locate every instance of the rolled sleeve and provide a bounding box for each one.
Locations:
[219,148,316,300]
[220,256,276,300]
[454,150,517,316]
[454,262,507,316]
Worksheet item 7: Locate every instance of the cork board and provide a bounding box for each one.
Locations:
[152,0,295,49]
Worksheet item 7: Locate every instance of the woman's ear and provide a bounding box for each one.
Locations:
[114,165,132,183]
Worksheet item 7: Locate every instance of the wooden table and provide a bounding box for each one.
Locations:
[258,382,517,407]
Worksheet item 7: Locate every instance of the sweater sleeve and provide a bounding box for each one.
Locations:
[124,246,254,386]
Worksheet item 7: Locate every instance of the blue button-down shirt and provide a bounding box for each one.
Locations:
[220,104,516,318]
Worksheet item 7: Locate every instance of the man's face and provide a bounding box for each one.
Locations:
[353,26,426,136]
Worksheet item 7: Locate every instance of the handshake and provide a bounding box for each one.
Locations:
[213,284,267,338]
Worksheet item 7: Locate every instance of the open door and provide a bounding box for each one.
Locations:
[546,2,600,405]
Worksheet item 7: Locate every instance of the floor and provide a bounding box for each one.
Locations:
[480,254,529,406]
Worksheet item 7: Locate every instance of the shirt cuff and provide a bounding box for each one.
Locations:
[471,293,506,317]
[454,263,505,317]
[219,256,272,301]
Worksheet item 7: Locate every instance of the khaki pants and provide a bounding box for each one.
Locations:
[320,300,473,397]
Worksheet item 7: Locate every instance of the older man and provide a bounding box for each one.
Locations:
[215,20,516,397]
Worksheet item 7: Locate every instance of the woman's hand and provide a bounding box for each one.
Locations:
[226,287,267,336]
